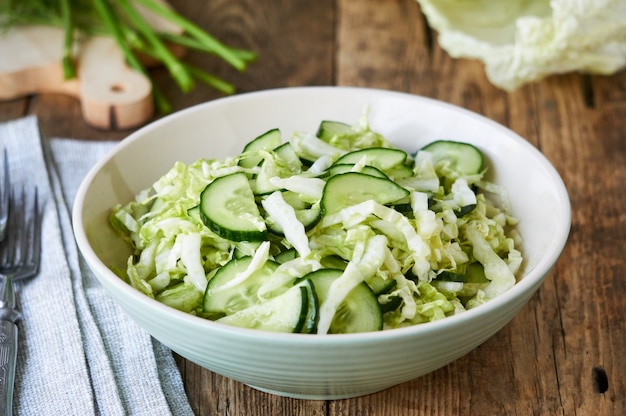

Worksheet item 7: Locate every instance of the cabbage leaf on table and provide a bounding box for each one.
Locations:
[416,0,626,90]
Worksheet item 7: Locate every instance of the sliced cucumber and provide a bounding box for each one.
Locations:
[419,140,483,176]
[203,256,279,315]
[466,262,488,281]
[384,163,414,180]
[319,255,348,270]
[299,279,319,334]
[200,172,267,242]
[328,163,388,179]
[304,268,382,334]
[216,280,314,333]
[233,241,262,259]
[428,198,476,217]
[252,165,280,196]
[364,274,397,295]
[253,142,304,195]
[273,142,303,174]
[432,262,489,298]
[265,205,322,236]
[321,172,410,215]
[434,270,468,283]
[263,190,322,235]
[333,147,408,171]
[281,190,310,210]
[238,128,282,169]
[274,248,298,264]
[391,196,413,216]
[316,120,351,142]
[434,262,488,283]
[379,295,403,314]
[186,205,201,222]
[454,204,476,217]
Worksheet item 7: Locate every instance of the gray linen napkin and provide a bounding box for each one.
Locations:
[0,116,194,416]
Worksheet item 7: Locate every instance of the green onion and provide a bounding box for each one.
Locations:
[59,0,76,79]
[117,0,194,93]
[132,0,251,71]
[0,0,256,113]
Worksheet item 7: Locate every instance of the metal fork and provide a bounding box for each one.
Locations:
[0,187,41,416]
[0,149,9,242]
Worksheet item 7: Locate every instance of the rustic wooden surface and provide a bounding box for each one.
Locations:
[2,1,625,415]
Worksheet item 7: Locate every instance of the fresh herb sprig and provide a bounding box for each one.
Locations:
[0,0,256,113]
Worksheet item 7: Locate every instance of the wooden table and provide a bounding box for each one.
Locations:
[2,1,625,414]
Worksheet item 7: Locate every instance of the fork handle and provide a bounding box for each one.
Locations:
[0,320,17,416]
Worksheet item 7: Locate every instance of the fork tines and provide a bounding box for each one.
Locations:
[0,186,41,280]
[0,149,9,242]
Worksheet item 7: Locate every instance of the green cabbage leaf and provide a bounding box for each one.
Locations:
[417,0,626,90]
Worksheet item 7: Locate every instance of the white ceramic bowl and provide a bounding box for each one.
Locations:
[72,86,571,400]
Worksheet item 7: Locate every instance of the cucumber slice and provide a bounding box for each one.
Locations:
[454,204,476,217]
[316,120,351,142]
[333,147,408,171]
[273,142,303,174]
[419,140,483,176]
[391,199,413,215]
[384,163,414,180]
[253,142,304,195]
[319,255,348,270]
[365,274,397,295]
[253,165,280,196]
[281,190,310,210]
[321,172,410,215]
[265,205,322,236]
[200,172,267,242]
[328,163,388,179]
[379,295,403,314]
[238,128,282,169]
[203,256,279,315]
[299,279,319,334]
[233,241,262,259]
[432,262,490,298]
[434,270,467,283]
[304,268,382,334]
[433,262,488,283]
[216,280,313,333]
[274,248,298,264]
[186,205,201,222]
[262,190,322,235]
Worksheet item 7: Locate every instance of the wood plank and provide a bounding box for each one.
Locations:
[337,0,433,95]
[2,0,624,414]
[334,1,624,415]
[165,1,334,414]
[534,72,626,415]
[175,356,327,416]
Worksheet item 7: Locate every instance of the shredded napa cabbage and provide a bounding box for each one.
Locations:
[110,111,523,329]
[416,0,626,90]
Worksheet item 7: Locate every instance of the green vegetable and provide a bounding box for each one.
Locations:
[417,0,626,90]
[0,0,256,112]
[199,172,267,242]
[217,280,314,333]
[302,268,382,334]
[110,111,523,333]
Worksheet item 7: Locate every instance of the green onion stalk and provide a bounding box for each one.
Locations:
[0,0,257,113]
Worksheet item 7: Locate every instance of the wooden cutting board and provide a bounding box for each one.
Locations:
[0,2,182,130]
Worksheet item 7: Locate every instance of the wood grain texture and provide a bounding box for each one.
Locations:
[1,0,625,414]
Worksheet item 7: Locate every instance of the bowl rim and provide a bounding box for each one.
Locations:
[72,86,572,345]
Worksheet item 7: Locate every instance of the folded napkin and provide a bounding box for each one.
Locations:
[0,116,194,416]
